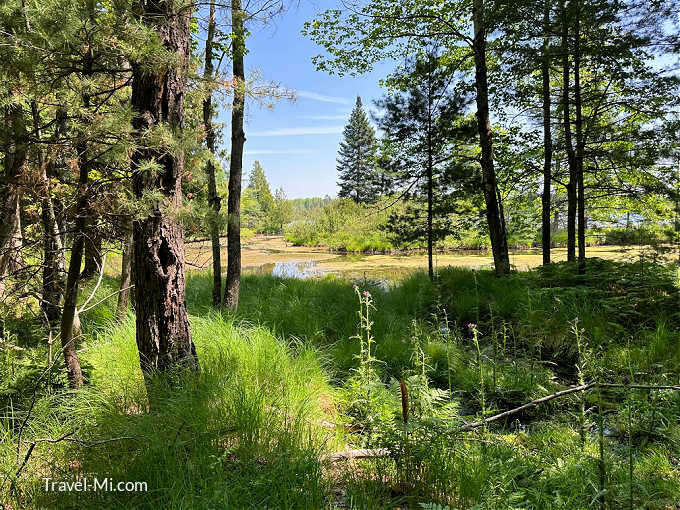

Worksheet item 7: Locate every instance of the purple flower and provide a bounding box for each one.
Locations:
[363,290,371,297]
[467,323,477,329]
[353,284,359,291]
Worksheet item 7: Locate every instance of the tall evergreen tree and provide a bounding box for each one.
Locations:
[247,160,275,214]
[337,96,379,203]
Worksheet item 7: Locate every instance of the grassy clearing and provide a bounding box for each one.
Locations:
[2,258,680,509]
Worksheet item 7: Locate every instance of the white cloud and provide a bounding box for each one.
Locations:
[244,149,318,155]
[296,90,351,104]
[248,126,344,136]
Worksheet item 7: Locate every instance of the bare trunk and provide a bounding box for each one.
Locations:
[130,0,198,375]
[427,127,433,280]
[0,196,22,277]
[32,102,65,326]
[0,96,26,283]
[541,0,552,266]
[203,1,222,306]
[225,0,246,310]
[116,227,133,321]
[573,4,586,274]
[472,0,510,276]
[81,230,102,279]
[561,0,577,263]
[59,147,87,390]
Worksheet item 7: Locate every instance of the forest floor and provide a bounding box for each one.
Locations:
[2,254,680,509]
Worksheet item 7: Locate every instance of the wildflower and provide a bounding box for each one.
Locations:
[467,323,476,329]
[353,284,359,291]
[363,290,371,297]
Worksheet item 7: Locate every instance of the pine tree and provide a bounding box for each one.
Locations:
[336,96,378,203]
[247,161,275,215]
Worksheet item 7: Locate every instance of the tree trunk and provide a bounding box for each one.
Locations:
[203,1,222,307]
[81,231,102,279]
[32,101,65,327]
[561,0,577,263]
[0,96,26,285]
[130,0,198,374]
[573,3,586,275]
[116,227,133,321]
[225,0,246,310]
[472,0,510,276]
[426,107,434,280]
[59,144,87,390]
[425,66,434,280]
[541,0,552,266]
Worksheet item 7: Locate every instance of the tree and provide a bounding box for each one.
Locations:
[304,0,512,275]
[540,0,553,265]
[337,96,379,203]
[270,187,294,233]
[225,0,246,311]
[130,0,198,375]
[247,160,275,217]
[375,51,476,279]
[202,0,223,307]
[0,96,26,286]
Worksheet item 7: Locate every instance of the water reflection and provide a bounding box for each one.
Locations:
[254,261,322,279]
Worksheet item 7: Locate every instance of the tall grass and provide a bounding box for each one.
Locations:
[2,313,333,509]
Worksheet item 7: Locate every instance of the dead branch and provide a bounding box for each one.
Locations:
[460,382,680,432]
[322,448,390,461]
[79,285,134,314]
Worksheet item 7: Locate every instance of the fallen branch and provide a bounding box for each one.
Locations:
[11,430,137,490]
[460,383,596,431]
[460,382,680,432]
[322,448,390,461]
[78,285,134,314]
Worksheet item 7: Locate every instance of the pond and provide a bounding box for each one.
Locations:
[184,235,653,283]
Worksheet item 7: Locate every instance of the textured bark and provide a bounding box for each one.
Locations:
[203,1,222,306]
[33,102,65,326]
[541,0,552,266]
[573,4,586,275]
[561,0,577,263]
[81,231,103,279]
[472,0,510,276]
[116,227,133,321]
[225,0,246,309]
[0,97,27,283]
[130,0,198,374]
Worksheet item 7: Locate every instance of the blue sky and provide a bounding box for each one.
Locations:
[215,1,394,199]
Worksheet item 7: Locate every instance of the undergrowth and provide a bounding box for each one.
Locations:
[1,258,679,508]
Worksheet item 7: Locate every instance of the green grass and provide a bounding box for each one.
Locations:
[2,314,332,509]
[2,258,680,509]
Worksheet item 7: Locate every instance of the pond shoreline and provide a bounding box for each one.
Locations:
[183,235,667,281]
